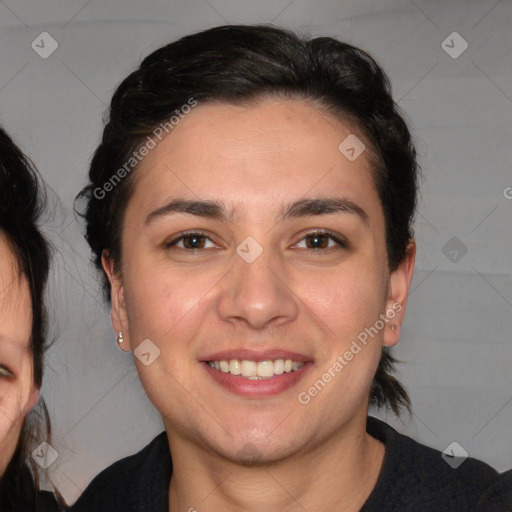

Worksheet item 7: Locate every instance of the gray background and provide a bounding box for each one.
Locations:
[0,0,511,504]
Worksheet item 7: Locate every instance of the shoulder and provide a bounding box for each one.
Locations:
[365,417,511,511]
[474,468,512,512]
[70,432,171,512]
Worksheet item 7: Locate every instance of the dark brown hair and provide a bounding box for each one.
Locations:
[77,24,418,415]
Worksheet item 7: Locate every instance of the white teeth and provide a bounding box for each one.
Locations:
[229,359,241,375]
[241,360,257,377]
[208,358,305,378]
[257,360,274,377]
[274,359,285,375]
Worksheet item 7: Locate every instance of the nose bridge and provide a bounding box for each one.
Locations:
[217,241,299,329]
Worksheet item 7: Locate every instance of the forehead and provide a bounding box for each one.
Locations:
[0,232,32,350]
[0,232,21,292]
[130,99,382,223]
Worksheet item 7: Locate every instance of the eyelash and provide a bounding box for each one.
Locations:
[165,230,348,252]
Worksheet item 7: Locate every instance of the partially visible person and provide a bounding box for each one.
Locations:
[0,127,65,511]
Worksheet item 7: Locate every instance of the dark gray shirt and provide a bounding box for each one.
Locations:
[71,417,512,512]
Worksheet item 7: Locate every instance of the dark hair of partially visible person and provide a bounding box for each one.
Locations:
[75,24,419,416]
[0,127,66,510]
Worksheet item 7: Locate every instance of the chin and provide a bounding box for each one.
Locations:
[217,430,303,465]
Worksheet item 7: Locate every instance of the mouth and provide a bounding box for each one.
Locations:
[200,350,313,397]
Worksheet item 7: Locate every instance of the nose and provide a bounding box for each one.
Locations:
[216,245,299,330]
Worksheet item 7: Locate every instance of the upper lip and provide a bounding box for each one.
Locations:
[201,349,312,363]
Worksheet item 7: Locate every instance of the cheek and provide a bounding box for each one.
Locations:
[295,262,387,402]
[0,383,26,442]
[122,228,237,338]
[124,263,220,344]
[300,263,387,339]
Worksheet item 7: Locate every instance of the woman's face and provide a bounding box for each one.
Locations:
[106,99,414,462]
[0,233,39,475]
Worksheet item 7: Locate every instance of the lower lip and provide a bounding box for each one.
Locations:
[202,362,312,398]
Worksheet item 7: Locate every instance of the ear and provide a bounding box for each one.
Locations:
[383,240,416,347]
[24,387,40,415]
[101,250,131,352]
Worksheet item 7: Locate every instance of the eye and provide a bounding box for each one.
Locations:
[164,230,347,253]
[165,231,219,250]
[0,365,14,378]
[293,230,348,251]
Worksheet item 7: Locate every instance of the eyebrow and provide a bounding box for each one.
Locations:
[145,197,368,225]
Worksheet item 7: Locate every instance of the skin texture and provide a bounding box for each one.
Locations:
[104,98,416,511]
[0,232,39,477]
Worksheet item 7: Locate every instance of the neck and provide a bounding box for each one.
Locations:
[167,414,385,512]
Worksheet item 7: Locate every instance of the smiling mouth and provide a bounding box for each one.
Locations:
[206,359,305,379]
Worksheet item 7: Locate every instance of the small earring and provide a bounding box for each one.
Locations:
[117,332,124,345]
[391,325,397,332]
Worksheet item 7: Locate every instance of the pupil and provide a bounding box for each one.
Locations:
[187,236,202,248]
[309,234,326,249]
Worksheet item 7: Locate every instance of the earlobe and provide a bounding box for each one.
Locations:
[101,250,131,351]
[383,240,416,347]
